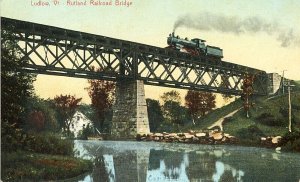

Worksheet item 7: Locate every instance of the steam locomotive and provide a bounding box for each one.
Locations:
[167,32,223,60]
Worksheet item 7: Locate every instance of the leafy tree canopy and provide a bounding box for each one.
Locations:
[1,27,36,125]
[185,90,216,124]
[53,94,82,133]
[146,99,164,132]
[85,67,115,130]
[160,90,181,104]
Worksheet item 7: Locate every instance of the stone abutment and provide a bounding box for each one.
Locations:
[110,79,150,139]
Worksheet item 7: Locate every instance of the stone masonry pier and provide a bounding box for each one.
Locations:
[110,79,150,139]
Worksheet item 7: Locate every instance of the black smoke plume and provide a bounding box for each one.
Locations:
[173,12,300,47]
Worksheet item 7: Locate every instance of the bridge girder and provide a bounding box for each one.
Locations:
[1,17,268,96]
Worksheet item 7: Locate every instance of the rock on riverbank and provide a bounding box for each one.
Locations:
[260,136,282,148]
[136,131,238,145]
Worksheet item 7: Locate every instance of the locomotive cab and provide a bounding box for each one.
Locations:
[191,38,206,51]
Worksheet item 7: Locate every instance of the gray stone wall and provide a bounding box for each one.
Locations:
[111,79,150,139]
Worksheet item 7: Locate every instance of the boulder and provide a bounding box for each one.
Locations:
[154,137,160,141]
[147,133,153,137]
[188,130,195,134]
[224,133,230,137]
[195,133,206,138]
[192,136,199,142]
[154,133,163,137]
[146,134,154,141]
[221,137,227,142]
[177,133,185,137]
[184,138,192,143]
[272,136,282,144]
[178,138,184,142]
[183,133,193,139]
[211,132,223,141]
[168,133,177,137]
[261,137,267,141]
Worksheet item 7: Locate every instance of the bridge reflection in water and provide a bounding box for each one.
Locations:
[74,141,300,182]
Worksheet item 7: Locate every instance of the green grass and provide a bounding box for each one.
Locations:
[184,90,300,143]
[182,99,243,131]
[223,111,287,137]
[223,91,300,138]
[1,151,92,182]
[1,130,93,181]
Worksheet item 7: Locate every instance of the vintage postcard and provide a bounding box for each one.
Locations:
[1,0,300,181]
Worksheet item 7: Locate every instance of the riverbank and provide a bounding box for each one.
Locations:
[135,130,294,151]
[1,151,92,181]
[1,127,93,181]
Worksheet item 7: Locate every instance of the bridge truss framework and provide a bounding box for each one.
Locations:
[1,17,268,96]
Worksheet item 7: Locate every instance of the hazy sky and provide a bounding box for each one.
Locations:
[1,0,300,105]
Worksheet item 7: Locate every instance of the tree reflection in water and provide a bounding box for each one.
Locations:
[75,141,300,182]
[74,141,246,182]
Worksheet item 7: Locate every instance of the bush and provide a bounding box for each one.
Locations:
[1,122,35,152]
[280,130,300,152]
[237,125,265,141]
[256,113,284,126]
[27,132,74,156]
[156,122,181,133]
[1,124,72,155]
[281,139,300,152]
[24,97,59,132]
[1,151,92,181]
[78,124,94,140]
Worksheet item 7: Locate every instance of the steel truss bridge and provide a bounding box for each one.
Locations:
[1,17,268,95]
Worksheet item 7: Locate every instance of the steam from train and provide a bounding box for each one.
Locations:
[173,12,300,47]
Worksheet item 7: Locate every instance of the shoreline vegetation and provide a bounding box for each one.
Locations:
[1,129,93,181]
[2,151,92,182]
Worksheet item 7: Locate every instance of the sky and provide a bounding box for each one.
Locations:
[1,0,300,106]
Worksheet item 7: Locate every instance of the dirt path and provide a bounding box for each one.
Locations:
[208,108,241,131]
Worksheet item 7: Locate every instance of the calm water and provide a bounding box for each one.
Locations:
[74,140,300,182]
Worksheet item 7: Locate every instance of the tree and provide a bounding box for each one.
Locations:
[161,91,186,125]
[163,100,187,125]
[146,99,164,132]
[85,68,115,131]
[53,94,82,133]
[27,110,45,132]
[1,27,36,126]
[78,104,97,122]
[185,90,216,124]
[241,74,255,118]
[24,97,59,132]
[160,90,181,103]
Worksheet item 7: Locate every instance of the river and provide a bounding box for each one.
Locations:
[74,140,300,182]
